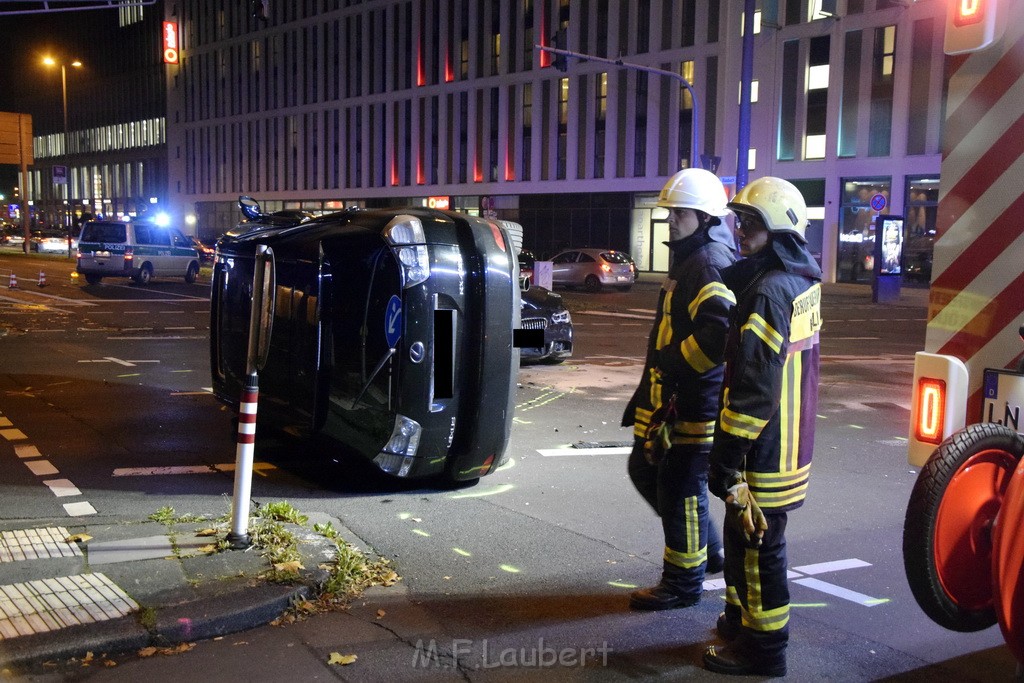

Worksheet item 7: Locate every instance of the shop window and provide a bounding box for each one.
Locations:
[838,177,890,283]
[903,176,939,284]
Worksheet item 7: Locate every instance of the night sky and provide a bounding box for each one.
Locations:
[0,8,114,196]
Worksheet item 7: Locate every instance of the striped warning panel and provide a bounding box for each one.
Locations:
[927,12,1024,421]
[0,573,138,639]
[0,527,83,563]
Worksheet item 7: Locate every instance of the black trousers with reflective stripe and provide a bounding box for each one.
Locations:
[628,438,722,596]
[722,512,789,663]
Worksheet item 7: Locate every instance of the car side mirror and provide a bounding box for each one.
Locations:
[239,196,263,221]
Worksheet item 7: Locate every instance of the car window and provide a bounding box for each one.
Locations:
[552,252,576,264]
[146,228,172,247]
[80,222,127,243]
[601,252,632,264]
[578,253,596,263]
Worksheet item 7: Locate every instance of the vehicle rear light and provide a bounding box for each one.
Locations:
[489,224,506,252]
[383,215,430,288]
[124,247,134,262]
[601,263,611,273]
[916,378,946,444]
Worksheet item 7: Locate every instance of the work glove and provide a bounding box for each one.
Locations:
[724,481,768,547]
[643,419,673,465]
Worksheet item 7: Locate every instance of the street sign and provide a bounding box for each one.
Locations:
[53,165,68,185]
[870,193,887,212]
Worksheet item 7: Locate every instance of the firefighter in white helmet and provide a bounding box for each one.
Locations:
[623,168,735,610]
[703,176,822,677]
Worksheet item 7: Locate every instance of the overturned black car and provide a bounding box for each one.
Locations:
[210,198,521,483]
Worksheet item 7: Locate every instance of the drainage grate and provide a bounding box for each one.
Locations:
[0,527,83,563]
[0,573,138,639]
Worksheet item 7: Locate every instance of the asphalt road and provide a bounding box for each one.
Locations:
[0,253,1015,681]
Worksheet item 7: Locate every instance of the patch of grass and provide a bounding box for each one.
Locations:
[137,606,157,631]
[253,501,308,526]
[148,506,176,524]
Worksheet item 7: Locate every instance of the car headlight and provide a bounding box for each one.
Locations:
[383,215,430,288]
[551,310,571,324]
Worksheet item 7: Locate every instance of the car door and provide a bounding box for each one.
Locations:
[551,251,578,285]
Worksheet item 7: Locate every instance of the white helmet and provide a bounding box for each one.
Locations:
[657,168,731,217]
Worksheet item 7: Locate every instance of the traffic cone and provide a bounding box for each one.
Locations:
[8,272,16,289]
[37,270,46,287]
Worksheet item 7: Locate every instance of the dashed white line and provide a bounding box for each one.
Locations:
[23,461,59,477]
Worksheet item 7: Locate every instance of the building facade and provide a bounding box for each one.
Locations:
[162,0,944,283]
[27,4,169,229]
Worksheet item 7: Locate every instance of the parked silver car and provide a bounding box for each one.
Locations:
[549,248,635,292]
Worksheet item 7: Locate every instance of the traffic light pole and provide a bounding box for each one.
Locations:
[536,45,700,171]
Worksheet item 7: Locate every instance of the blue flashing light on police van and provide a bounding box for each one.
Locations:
[153,211,171,227]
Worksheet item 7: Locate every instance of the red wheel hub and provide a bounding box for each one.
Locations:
[934,448,1017,612]
[992,458,1024,664]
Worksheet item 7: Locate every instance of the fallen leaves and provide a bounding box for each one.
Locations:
[328,652,357,666]
[195,528,219,537]
[137,643,195,658]
[274,560,305,573]
[376,609,386,619]
[65,533,92,544]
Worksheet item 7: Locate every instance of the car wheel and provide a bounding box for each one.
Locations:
[584,275,601,292]
[84,274,103,285]
[134,264,153,285]
[903,423,1024,632]
[185,262,199,284]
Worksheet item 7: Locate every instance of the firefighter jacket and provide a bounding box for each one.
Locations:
[709,235,822,512]
[626,224,736,448]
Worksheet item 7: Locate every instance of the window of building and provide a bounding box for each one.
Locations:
[705,55,718,164]
[634,72,648,176]
[838,30,862,158]
[558,77,569,180]
[869,25,896,157]
[679,60,694,169]
[907,18,935,156]
[738,79,760,103]
[522,84,532,181]
[805,35,829,159]
[637,0,650,53]
[903,176,939,283]
[785,0,802,25]
[596,0,608,56]
[577,75,589,179]
[778,40,798,160]
[707,0,720,43]
[595,73,606,179]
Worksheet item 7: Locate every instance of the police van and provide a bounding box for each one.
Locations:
[210,198,521,484]
[76,220,202,285]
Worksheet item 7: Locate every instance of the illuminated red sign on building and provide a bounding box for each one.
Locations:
[163,22,179,64]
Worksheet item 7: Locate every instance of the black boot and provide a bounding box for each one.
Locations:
[629,583,700,610]
[716,611,740,641]
[703,642,786,677]
[630,562,700,611]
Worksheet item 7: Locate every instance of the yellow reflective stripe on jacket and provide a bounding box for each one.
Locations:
[655,280,676,349]
[680,334,715,373]
[745,463,811,488]
[780,352,802,471]
[719,389,769,440]
[687,281,736,319]
[740,313,783,354]
[748,482,809,508]
[670,419,714,446]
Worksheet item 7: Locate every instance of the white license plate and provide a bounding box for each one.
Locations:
[982,369,1024,431]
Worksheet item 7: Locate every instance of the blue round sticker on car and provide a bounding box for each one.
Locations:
[385,295,402,347]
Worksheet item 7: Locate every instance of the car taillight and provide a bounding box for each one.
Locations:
[601,263,611,273]
[383,215,430,288]
[124,247,134,262]
[489,224,506,252]
[915,378,946,444]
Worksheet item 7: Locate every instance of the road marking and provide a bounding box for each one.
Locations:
[62,502,97,517]
[77,357,160,367]
[792,578,888,606]
[577,310,654,320]
[1,429,27,441]
[111,462,278,476]
[23,460,59,476]
[538,446,632,456]
[42,479,81,497]
[0,417,10,428]
[14,445,40,459]
[704,558,887,606]
[107,335,207,340]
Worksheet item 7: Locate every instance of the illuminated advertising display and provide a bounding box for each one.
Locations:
[163,22,179,64]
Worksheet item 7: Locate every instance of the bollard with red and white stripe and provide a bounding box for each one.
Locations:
[227,377,259,548]
[8,272,17,289]
[37,270,46,287]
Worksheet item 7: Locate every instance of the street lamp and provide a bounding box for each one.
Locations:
[42,56,82,256]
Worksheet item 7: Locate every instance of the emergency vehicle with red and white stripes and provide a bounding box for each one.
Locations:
[901,0,1024,666]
